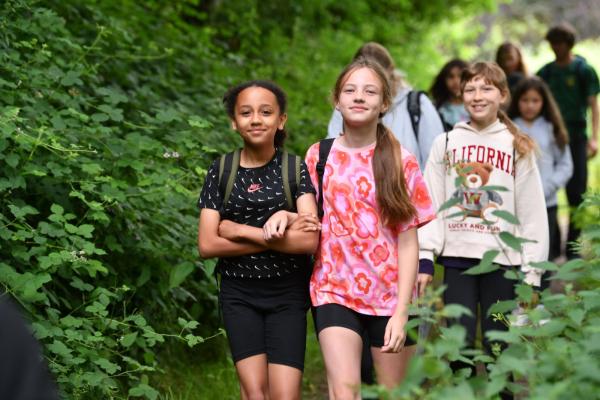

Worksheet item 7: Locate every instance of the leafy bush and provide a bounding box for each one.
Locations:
[0,0,241,397]
[369,192,600,399]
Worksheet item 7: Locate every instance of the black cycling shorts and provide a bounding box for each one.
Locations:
[219,271,310,371]
[312,303,416,347]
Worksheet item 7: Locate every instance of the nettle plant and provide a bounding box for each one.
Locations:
[0,1,238,398]
[367,185,600,399]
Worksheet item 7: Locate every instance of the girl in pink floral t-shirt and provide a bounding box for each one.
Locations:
[305,58,435,396]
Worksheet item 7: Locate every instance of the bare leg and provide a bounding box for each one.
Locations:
[371,344,417,389]
[235,354,269,400]
[318,327,363,400]
[268,363,302,400]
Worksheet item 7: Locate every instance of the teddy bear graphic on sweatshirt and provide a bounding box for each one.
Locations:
[449,161,503,222]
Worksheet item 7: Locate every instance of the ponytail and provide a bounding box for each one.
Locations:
[373,122,417,227]
[498,109,536,157]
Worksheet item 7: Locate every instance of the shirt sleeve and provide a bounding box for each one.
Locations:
[399,151,436,232]
[418,134,447,262]
[197,159,222,211]
[548,142,573,199]
[583,63,600,97]
[515,153,549,285]
[304,142,320,198]
[296,160,316,199]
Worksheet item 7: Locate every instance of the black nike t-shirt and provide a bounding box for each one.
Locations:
[198,151,316,279]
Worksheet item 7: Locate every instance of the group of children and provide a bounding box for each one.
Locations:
[197,22,598,400]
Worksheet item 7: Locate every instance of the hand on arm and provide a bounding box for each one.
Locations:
[381,227,418,353]
[223,194,320,254]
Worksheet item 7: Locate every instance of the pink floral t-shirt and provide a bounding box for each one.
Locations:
[305,138,435,316]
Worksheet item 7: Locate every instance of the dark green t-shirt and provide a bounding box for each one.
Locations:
[537,56,600,124]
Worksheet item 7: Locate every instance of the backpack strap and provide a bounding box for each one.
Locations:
[316,138,335,219]
[282,150,301,211]
[218,149,241,207]
[407,90,423,142]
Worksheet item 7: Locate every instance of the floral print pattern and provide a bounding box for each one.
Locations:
[306,139,435,316]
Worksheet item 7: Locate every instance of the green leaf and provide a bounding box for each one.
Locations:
[77,224,94,238]
[515,283,534,302]
[491,210,520,225]
[60,70,82,86]
[5,153,19,167]
[50,203,65,215]
[188,115,212,129]
[94,358,120,375]
[81,163,103,175]
[129,383,159,400]
[156,108,178,123]
[499,231,535,252]
[529,261,558,271]
[8,204,39,219]
[487,299,518,316]
[438,196,460,212]
[463,250,499,275]
[121,332,138,348]
[169,262,195,289]
[441,304,473,318]
[48,340,72,358]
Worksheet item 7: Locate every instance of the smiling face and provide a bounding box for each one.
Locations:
[336,67,387,129]
[518,88,544,123]
[231,86,287,148]
[462,75,507,130]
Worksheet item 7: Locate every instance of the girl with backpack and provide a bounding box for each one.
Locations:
[418,62,548,377]
[508,77,573,279]
[305,57,435,398]
[430,58,470,131]
[197,80,319,400]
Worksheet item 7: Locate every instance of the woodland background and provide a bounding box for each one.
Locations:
[1,0,599,398]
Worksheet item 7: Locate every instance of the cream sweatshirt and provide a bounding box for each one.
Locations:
[418,120,548,286]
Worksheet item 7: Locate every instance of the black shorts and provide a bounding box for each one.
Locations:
[312,303,416,347]
[219,270,310,371]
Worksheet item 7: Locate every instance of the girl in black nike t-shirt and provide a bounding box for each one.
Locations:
[197,80,319,399]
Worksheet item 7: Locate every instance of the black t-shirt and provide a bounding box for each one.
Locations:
[198,150,316,279]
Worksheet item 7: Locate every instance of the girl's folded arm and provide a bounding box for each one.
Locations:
[197,208,266,258]
[230,193,319,254]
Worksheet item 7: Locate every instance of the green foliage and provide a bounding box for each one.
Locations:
[377,193,600,399]
[0,0,240,397]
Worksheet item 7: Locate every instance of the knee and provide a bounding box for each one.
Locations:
[244,387,269,400]
[330,383,360,400]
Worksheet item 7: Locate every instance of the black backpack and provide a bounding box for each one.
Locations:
[218,149,301,211]
[407,90,424,142]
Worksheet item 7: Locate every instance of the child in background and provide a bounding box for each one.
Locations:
[509,77,573,282]
[537,22,599,259]
[197,80,319,400]
[419,62,548,377]
[430,58,470,131]
[306,57,435,398]
[496,41,528,93]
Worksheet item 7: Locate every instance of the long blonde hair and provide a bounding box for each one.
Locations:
[461,61,536,157]
[332,57,416,226]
